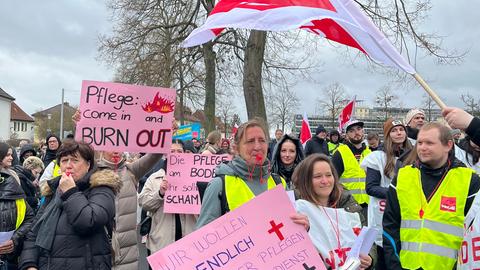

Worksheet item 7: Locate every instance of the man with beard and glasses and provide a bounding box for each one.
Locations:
[332,120,372,211]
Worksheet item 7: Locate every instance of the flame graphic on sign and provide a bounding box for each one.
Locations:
[142,93,175,114]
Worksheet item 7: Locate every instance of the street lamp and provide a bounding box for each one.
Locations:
[47,113,52,134]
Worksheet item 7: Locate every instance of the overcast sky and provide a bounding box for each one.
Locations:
[1,1,479,118]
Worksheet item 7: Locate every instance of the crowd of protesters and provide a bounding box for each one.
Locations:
[0,106,478,270]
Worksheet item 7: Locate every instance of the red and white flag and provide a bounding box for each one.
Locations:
[230,123,239,139]
[182,0,415,74]
[300,112,312,145]
[338,96,356,132]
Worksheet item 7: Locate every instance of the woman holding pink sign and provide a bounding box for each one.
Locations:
[293,154,376,270]
[138,140,197,255]
[196,118,309,230]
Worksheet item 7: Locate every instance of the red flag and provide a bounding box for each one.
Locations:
[182,0,415,74]
[338,97,356,132]
[300,112,312,145]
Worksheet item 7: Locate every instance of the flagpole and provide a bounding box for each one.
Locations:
[412,73,447,109]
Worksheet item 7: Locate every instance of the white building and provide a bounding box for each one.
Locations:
[10,102,35,142]
[0,88,15,141]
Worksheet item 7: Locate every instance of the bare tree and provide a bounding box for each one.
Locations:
[317,82,348,128]
[99,0,218,129]
[216,94,237,138]
[375,86,398,120]
[266,86,300,133]
[421,93,437,122]
[461,92,480,116]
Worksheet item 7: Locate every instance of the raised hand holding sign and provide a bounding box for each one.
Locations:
[75,80,176,153]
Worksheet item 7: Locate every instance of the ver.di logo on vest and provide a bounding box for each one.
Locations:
[440,196,457,212]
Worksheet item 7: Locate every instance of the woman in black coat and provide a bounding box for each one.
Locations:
[0,142,35,270]
[19,140,122,270]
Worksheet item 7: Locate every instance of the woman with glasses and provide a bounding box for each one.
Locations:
[42,135,61,168]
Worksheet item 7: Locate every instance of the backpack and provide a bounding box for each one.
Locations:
[196,173,283,215]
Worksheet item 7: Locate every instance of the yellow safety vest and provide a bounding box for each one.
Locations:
[225,175,287,211]
[52,160,62,178]
[15,198,26,230]
[328,142,341,155]
[397,165,473,270]
[337,144,371,204]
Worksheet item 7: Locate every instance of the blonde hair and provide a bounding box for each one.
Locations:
[234,118,269,146]
[206,130,222,145]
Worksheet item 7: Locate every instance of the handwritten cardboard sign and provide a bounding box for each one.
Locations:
[148,185,326,270]
[164,153,232,214]
[75,80,176,153]
[173,123,201,141]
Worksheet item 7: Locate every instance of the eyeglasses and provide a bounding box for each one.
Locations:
[48,140,58,143]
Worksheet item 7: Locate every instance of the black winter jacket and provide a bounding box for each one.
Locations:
[304,136,330,157]
[19,168,122,270]
[12,165,39,211]
[466,116,480,146]
[0,169,35,264]
[406,126,419,140]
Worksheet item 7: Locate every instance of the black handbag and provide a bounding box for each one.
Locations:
[139,216,152,236]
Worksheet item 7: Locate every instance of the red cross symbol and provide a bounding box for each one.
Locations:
[267,220,285,241]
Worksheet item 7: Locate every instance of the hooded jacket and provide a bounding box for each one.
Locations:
[12,165,39,211]
[19,168,122,270]
[382,157,480,270]
[271,135,304,187]
[19,144,37,164]
[0,169,35,265]
[96,153,162,270]
[196,156,274,228]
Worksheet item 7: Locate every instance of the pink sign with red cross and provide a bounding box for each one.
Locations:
[147,185,326,270]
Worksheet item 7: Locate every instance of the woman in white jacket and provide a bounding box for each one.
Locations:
[361,118,412,270]
[138,140,197,254]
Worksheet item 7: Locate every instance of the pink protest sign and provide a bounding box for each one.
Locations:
[148,185,326,270]
[164,153,232,214]
[75,80,176,153]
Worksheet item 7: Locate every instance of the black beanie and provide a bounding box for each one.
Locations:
[0,142,10,161]
[315,124,326,135]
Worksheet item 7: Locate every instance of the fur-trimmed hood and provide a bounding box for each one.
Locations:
[41,168,122,197]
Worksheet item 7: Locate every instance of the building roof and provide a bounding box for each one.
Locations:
[31,102,77,117]
[11,102,34,122]
[0,87,15,101]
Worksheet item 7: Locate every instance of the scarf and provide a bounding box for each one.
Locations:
[278,163,295,184]
[34,189,63,252]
